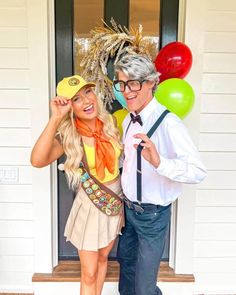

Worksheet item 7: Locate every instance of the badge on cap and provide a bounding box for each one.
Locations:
[68,77,80,86]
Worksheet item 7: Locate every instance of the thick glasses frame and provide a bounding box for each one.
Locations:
[113,79,146,92]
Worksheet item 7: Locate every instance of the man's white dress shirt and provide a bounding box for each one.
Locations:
[121,98,207,206]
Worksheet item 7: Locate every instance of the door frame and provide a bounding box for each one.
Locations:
[54,0,180,264]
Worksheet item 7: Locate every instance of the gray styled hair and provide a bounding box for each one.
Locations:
[114,54,160,93]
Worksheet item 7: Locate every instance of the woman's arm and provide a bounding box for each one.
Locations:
[30,97,71,167]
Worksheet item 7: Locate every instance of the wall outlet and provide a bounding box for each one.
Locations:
[0,167,19,184]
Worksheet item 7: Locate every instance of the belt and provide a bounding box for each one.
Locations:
[123,196,161,213]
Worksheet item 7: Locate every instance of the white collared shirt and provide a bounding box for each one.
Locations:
[121,98,207,206]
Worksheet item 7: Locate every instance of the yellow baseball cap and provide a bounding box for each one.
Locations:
[56,75,96,100]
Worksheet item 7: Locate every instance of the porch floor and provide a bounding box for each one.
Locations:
[32,260,194,283]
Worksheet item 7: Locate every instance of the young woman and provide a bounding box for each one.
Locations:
[31,75,123,295]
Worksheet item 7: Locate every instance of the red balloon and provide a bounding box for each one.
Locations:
[154,42,193,82]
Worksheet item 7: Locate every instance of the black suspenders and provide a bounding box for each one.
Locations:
[136,109,170,203]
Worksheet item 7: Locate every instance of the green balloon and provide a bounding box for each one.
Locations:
[154,78,195,118]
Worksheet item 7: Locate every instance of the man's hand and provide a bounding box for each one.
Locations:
[133,133,160,168]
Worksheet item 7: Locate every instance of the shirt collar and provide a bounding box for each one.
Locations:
[138,98,158,123]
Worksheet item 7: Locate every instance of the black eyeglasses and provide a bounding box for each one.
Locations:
[113,79,146,92]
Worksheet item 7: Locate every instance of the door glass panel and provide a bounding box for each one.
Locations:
[130,0,160,36]
[74,0,160,73]
[74,0,103,73]
[130,0,160,60]
[74,0,103,37]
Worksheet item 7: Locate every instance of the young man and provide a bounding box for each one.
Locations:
[113,54,207,295]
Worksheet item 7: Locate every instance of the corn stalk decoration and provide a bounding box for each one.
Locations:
[78,19,158,108]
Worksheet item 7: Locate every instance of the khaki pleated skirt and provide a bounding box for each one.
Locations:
[64,178,124,251]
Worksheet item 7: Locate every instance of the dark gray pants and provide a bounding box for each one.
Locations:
[117,203,171,295]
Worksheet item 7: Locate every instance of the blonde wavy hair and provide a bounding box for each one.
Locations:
[57,94,122,190]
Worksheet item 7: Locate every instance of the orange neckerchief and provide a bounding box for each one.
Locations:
[74,118,115,180]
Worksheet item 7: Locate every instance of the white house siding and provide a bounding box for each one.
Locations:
[1,0,236,294]
[0,0,33,291]
[185,0,236,294]
[0,0,52,292]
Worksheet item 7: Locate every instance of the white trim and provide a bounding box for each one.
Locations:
[174,186,196,273]
[178,0,187,42]
[51,163,59,268]
[29,0,54,272]
[169,0,197,274]
[34,282,193,295]
[47,0,58,268]
[167,0,198,274]
[174,0,204,274]
[169,201,177,269]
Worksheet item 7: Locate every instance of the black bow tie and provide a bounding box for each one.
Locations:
[130,113,143,126]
